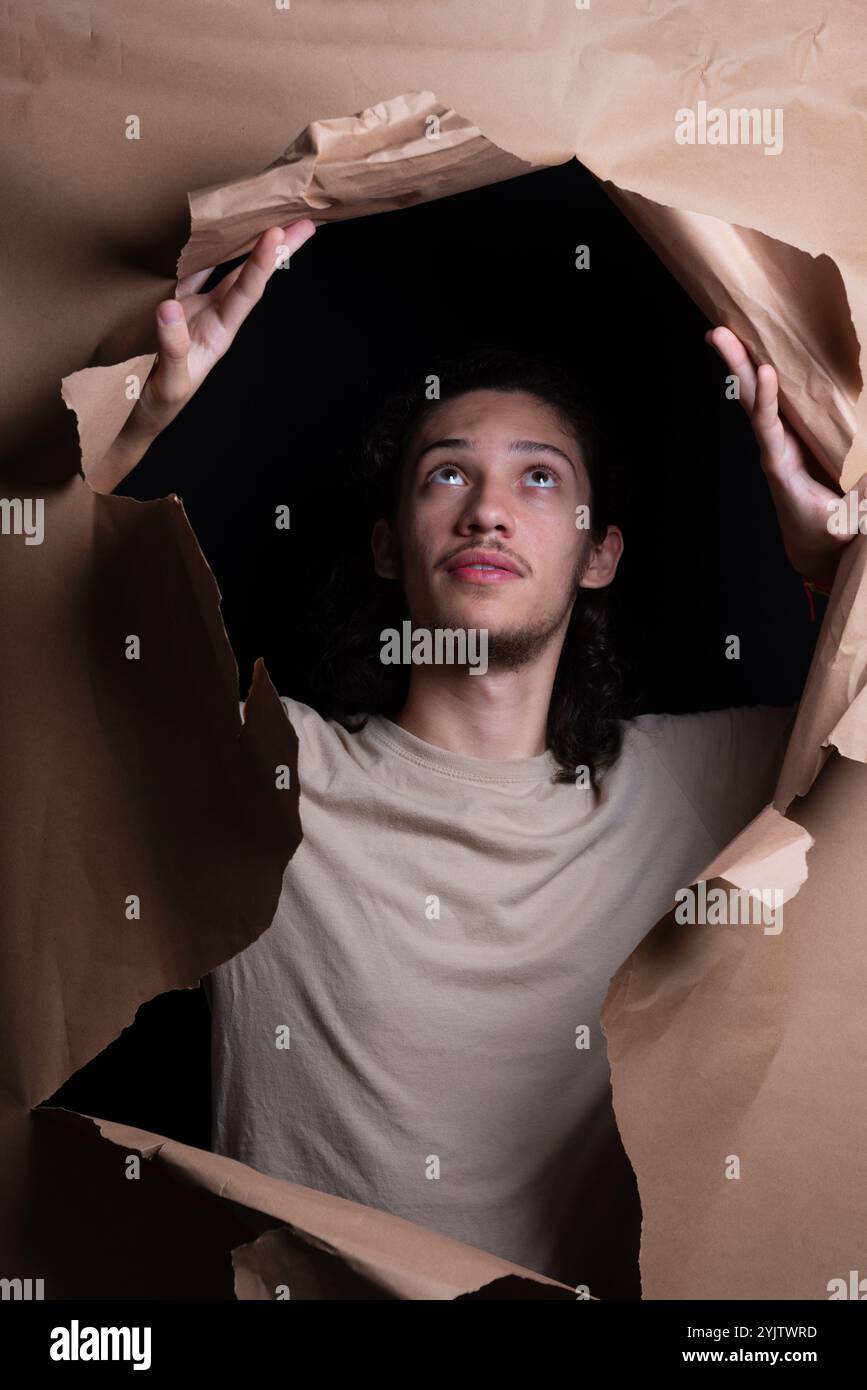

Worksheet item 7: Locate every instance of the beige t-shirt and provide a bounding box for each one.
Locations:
[204,696,796,1295]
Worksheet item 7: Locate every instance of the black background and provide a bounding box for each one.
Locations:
[49,157,820,1161]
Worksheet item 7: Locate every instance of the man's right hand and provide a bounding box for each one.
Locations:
[90,219,317,493]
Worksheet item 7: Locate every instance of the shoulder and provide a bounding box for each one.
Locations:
[238,692,331,738]
[618,702,797,844]
[276,694,332,742]
[622,703,796,766]
[262,694,364,777]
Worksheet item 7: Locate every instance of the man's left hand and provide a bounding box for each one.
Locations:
[706,325,867,587]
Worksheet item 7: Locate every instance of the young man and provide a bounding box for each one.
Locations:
[96,222,857,1296]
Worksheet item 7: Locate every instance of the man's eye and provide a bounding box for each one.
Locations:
[524,467,558,488]
[428,465,465,485]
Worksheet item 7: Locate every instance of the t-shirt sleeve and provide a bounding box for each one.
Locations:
[634,702,798,853]
[201,695,299,1010]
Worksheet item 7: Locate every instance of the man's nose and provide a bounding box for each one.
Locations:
[456,478,515,534]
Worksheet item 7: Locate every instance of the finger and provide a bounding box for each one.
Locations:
[707,327,798,483]
[177,265,216,298]
[204,222,311,307]
[705,326,759,410]
[200,224,285,304]
[751,362,788,474]
[205,259,244,301]
[851,470,867,506]
[150,299,192,404]
[213,220,316,340]
[751,362,780,436]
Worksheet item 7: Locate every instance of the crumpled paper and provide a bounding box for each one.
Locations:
[4,0,867,1300]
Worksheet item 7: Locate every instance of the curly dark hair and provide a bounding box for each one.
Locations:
[310,342,629,787]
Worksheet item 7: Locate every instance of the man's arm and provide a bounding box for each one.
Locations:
[90,219,317,494]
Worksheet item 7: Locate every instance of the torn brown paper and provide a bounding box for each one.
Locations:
[4,0,867,1302]
[689,804,814,904]
[27,1108,573,1300]
[179,90,532,278]
[598,184,867,805]
[775,534,867,804]
[2,507,301,1112]
[0,471,303,1277]
[603,750,867,1298]
[63,92,532,486]
[601,186,862,489]
[98,1116,575,1300]
[232,1227,575,1300]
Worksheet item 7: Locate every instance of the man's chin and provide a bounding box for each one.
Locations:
[418,606,566,671]
[481,624,560,670]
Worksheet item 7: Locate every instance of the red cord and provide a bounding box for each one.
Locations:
[802,576,817,622]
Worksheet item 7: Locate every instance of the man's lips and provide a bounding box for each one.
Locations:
[444,550,523,584]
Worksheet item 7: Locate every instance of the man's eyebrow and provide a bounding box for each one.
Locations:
[414,437,578,473]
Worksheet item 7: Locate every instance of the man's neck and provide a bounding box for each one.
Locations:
[391,648,561,761]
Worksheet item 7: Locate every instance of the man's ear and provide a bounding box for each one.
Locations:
[371,516,400,580]
[580,524,624,590]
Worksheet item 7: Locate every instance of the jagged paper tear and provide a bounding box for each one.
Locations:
[5,3,867,1301]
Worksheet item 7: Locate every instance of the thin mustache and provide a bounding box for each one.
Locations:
[441,543,531,576]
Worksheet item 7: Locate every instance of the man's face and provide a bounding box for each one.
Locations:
[371,388,622,667]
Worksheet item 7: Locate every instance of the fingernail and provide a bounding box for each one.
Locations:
[158,300,183,325]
